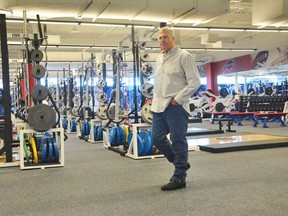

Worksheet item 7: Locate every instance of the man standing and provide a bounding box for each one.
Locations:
[151,27,201,191]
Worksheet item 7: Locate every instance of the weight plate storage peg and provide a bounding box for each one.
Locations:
[32,64,46,79]
[31,50,44,62]
[31,85,49,101]
[96,91,107,103]
[141,63,154,77]
[141,83,154,98]
[141,102,153,124]
[28,104,56,132]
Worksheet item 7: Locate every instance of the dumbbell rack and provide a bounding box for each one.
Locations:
[19,128,65,170]
[125,123,164,160]
[88,119,103,143]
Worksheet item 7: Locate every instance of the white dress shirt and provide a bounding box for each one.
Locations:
[151,45,201,113]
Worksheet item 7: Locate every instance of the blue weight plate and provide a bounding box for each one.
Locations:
[109,127,118,146]
[127,132,143,155]
[85,122,91,136]
[97,125,103,140]
[71,120,76,132]
[117,126,125,145]
[139,131,152,156]
[137,134,144,156]
[81,121,86,136]
[34,137,42,151]
[47,137,53,163]
[94,125,98,141]
[40,136,48,163]
[127,132,133,146]
[51,138,60,162]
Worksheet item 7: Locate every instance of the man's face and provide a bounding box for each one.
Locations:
[158,30,174,53]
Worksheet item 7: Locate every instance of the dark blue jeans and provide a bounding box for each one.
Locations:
[152,104,189,181]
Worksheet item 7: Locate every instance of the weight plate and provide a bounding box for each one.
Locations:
[96,104,108,120]
[24,141,30,163]
[96,69,103,78]
[265,87,273,95]
[139,41,147,50]
[97,79,106,88]
[96,91,107,103]
[32,64,46,79]
[74,87,80,94]
[59,105,66,115]
[141,102,153,124]
[107,104,125,122]
[141,83,154,98]
[29,137,39,164]
[140,52,149,62]
[141,63,154,77]
[82,94,92,102]
[139,130,152,156]
[28,104,56,132]
[219,88,229,98]
[72,96,80,104]
[31,50,44,62]
[214,102,225,112]
[40,136,48,163]
[31,85,48,101]
[71,106,80,117]
[51,138,60,162]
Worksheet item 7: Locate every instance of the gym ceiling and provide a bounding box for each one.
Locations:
[1,0,288,77]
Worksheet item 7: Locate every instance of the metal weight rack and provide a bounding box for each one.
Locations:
[19,128,65,170]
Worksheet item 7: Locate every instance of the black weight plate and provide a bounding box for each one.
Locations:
[215,102,225,112]
[31,85,48,101]
[265,87,273,95]
[32,64,46,79]
[219,88,228,98]
[31,50,44,62]
[28,104,56,132]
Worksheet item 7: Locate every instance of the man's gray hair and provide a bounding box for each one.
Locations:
[159,27,174,37]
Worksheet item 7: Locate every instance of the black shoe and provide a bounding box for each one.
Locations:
[186,162,191,170]
[161,179,186,191]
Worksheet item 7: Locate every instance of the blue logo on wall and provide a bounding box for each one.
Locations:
[222,59,235,74]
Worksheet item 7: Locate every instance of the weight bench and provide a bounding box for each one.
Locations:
[211,112,231,124]
[253,112,288,128]
[229,112,257,126]
[213,118,236,132]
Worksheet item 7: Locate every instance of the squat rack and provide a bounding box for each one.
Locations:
[0,14,15,167]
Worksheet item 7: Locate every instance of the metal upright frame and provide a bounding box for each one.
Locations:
[0,14,16,167]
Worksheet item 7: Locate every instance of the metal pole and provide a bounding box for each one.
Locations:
[23,11,31,108]
[0,14,13,162]
[132,26,139,123]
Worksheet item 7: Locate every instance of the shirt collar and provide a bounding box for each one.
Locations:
[162,45,180,57]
